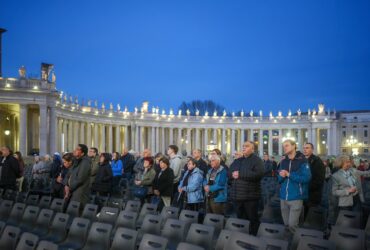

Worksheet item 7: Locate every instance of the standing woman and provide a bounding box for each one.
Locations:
[111,152,123,193]
[134,157,156,203]
[51,153,73,199]
[92,153,113,196]
[178,158,204,211]
[14,151,25,192]
[332,155,370,211]
[153,157,174,208]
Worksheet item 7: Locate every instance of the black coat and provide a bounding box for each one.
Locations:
[0,155,21,190]
[121,153,135,174]
[153,167,174,197]
[307,154,325,205]
[92,163,113,193]
[229,153,264,201]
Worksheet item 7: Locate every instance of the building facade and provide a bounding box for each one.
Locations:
[0,69,369,158]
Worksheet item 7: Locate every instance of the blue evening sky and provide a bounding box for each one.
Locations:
[1,0,370,114]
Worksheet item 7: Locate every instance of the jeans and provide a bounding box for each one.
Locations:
[280,199,303,234]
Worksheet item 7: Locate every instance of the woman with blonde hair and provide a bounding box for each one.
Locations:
[332,155,370,211]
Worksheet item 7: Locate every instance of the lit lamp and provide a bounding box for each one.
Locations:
[282,132,295,142]
[346,135,357,156]
[4,129,10,136]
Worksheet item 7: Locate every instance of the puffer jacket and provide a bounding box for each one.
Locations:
[278,151,311,201]
[205,166,228,203]
[179,167,204,204]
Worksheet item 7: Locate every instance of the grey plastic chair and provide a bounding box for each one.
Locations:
[15,232,39,250]
[0,199,14,221]
[297,237,336,250]
[82,222,112,250]
[114,210,138,231]
[25,195,40,206]
[124,200,141,213]
[335,210,361,229]
[81,203,98,221]
[97,206,119,226]
[202,213,225,238]
[291,228,324,250]
[185,223,214,250]
[138,233,168,250]
[329,226,365,250]
[226,231,267,250]
[139,214,162,240]
[224,217,250,233]
[7,202,26,226]
[110,227,138,250]
[0,225,21,249]
[40,212,70,243]
[215,229,233,250]
[58,217,91,250]
[19,205,40,232]
[257,222,285,240]
[49,198,65,213]
[39,196,52,209]
[65,200,81,218]
[261,237,289,250]
[31,209,54,237]
[161,219,186,250]
[36,240,58,250]
[176,242,204,250]
[179,209,199,230]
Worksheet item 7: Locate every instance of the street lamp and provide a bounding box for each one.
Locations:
[346,135,357,156]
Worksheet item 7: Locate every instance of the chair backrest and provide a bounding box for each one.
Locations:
[261,237,289,250]
[98,206,119,226]
[83,222,112,250]
[81,203,98,221]
[96,195,109,208]
[179,209,199,229]
[138,233,168,250]
[177,242,205,250]
[26,194,40,206]
[16,192,28,203]
[303,207,327,231]
[15,232,39,250]
[161,219,186,248]
[0,220,6,235]
[160,206,179,224]
[226,231,267,250]
[8,202,26,226]
[39,196,52,209]
[224,218,250,234]
[32,209,54,236]
[49,198,65,213]
[0,199,14,220]
[203,213,225,236]
[335,210,361,229]
[3,189,17,201]
[65,200,81,218]
[215,229,233,250]
[110,227,138,250]
[137,203,158,225]
[47,212,70,242]
[291,228,324,250]
[329,226,365,250]
[107,198,124,210]
[185,223,215,250]
[36,240,58,250]
[297,237,336,250]
[115,210,138,230]
[257,222,285,240]
[124,200,141,213]
[61,217,91,248]
[20,205,40,231]
[140,214,162,236]
[0,225,21,249]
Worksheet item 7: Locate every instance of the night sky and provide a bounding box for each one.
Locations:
[1,0,370,114]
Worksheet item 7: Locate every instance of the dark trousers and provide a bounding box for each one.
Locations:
[236,199,260,235]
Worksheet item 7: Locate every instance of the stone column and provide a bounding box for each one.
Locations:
[231,129,236,154]
[19,104,28,156]
[195,128,200,150]
[124,125,129,150]
[186,128,191,155]
[67,120,73,152]
[39,105,48,155]
[108,124,113,153]
[101,124,106,153]
[79,122,85,144]
[258,129,264,155]
[312,128,317,151]
[73,121,79,149]
[140,126,145,152]
[297,129,303,151]
[156,127,160,153]
[213,128,217,145]
[240,129,245,150]
[268,129,273,156]
[86,123,91,147]
[115,125,121,153]
[278,128,283,156]
[249,129,254,141]
[151,126,156,153]
[221,128,226,153]
[57,119,63,152]
[327,127,331,155]
[94,123,99,149]
[161,127,165,153]
[169,128,174,145]
[204,128,208,153]
[62,119,68,152]
[49,107,57,154]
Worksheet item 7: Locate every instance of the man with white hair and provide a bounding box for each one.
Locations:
[204,154,228,215]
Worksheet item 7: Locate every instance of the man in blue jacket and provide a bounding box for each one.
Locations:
[278,139,311,235]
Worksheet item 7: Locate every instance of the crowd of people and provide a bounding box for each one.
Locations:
[0,139,370,238]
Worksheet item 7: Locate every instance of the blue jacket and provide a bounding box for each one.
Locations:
[111,159,123,177]
[278,151,311,201]
[179,167,204,204]
[205,166,228,203]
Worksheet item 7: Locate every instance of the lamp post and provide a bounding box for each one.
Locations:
[346,135,357,156]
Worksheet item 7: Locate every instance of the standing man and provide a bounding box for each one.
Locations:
[303,142,325,216]
[0,146,20,190]
[88,147,99,187]
[65,144,91,209]
[167,145,183,200]
[279,140,311,236]
[229,141,264,235]
[133,149,152,177]
[192,149,209,178]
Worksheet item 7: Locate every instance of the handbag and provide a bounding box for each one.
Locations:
[133,186,148,198]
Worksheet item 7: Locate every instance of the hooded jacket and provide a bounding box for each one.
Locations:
[278,151,312,201]
[179,167,204,204]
